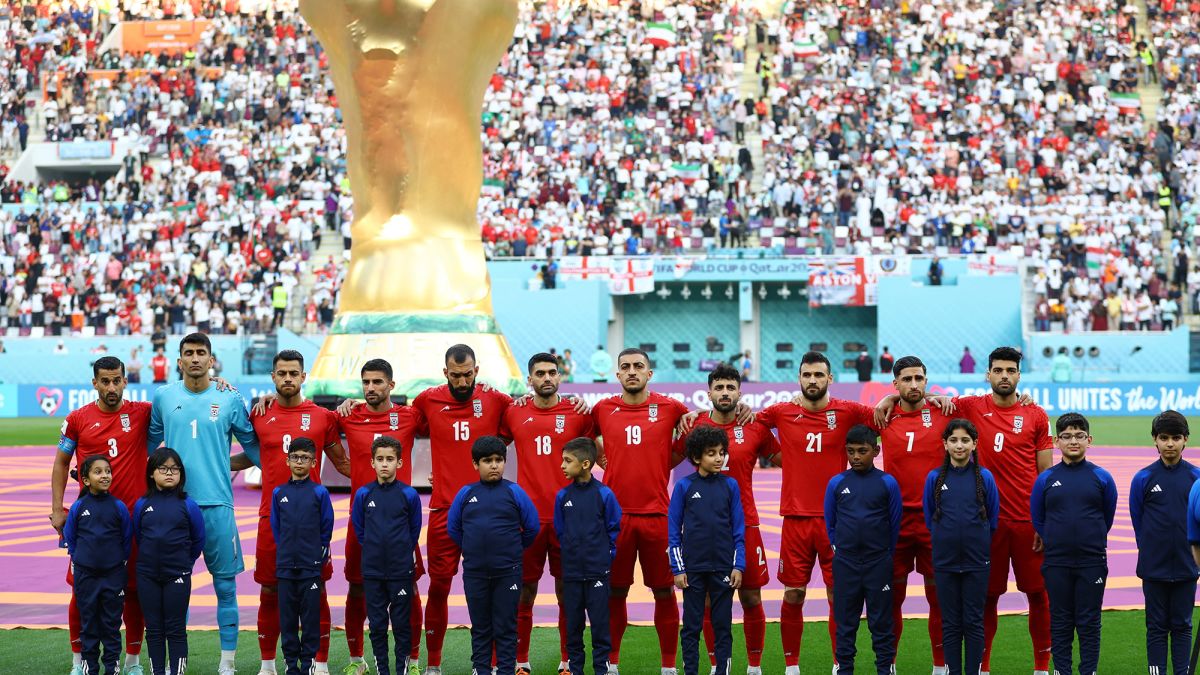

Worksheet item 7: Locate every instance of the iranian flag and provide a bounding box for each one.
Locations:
[1086,245,1106,276]
[794,40,820,57]
[481,178,505,197]
[644,22,677,47]
[1112,91,1141,114]
[672,163,703,182]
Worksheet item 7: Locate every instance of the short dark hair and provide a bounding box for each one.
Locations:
[144,447,187,499]
[617,347,650,364]
[92,356,125,377]
[891,355,925,377]
[800,351,831,373]
[845,424,878,448]
[562,437,598,466]
[273,349,305,370]
[1152,410,1190,438]
[371,435,402,458]
[288,437,317,456]
[471,436,508,463]
[361,358,393,381]
[527,352,559,373]
[446,344,477,365]
[1055,412,1090,435]
[685,425,728,464]
[707,363,741,386]
[988,346,1023,369]
[179,332,212,355]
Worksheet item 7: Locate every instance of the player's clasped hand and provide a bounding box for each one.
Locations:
[729,569,743,590]
[674,573,688,590]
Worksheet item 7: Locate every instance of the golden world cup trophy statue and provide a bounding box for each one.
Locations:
[300,0,525,398]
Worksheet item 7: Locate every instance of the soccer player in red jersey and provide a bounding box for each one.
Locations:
[591,347,690,675]
[757,351,874,675]
[50,356,150,675]
[500,353,596,675]
[879,356,951,675]
[678,364,780,675]
[250,350,349,675]
[951,347,1053,675]
[338,358,425,675]
[411,344,514,674]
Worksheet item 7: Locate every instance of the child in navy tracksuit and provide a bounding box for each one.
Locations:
[447,436,540,675]
[668,426,746,675]
[555,437,622,675]
[1133,410,1200,675]
[132,448,205,675]
[824,425,901,675]
[1031,412,1117,675]
[349,436,423,675]
[64,454,133,675]
[923,419,999,675]
[270,438,335,675]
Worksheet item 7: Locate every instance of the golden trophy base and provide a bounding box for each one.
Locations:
[304,311,525,400]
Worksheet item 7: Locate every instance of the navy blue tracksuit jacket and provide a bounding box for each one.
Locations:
[1031,458,1118,675]
[270,477,334,675]
[447,478,539,675]
[825,467,902,675]
[554,478,622,675]
[1131,458,1200,675]
[64,491,132,675]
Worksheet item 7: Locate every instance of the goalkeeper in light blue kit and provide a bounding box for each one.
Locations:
[148,333,261,675]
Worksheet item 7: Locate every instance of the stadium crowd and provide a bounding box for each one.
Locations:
[0,0,1196,334]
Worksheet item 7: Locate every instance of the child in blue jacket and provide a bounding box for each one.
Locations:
[447,436,539,675]
[555,437,622,675]
[923,419,999,675]
[269,438,335,675]
[668,426,746,675]
[350,436,423,675]
[64,454,133,675]
[132,448,205,675]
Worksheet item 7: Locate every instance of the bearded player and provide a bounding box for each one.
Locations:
[759,351,874,675]
[500,353,596,675]
[250,350,349,675]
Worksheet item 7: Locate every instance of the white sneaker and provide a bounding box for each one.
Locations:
[69,667,85,675]
[607,666,620,675]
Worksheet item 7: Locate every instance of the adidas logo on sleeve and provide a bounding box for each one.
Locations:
[564,500,574,507]
[145,506,154,512]
[468,496,478,503]
[280,496,289,503]
[840,487,850,495]
[690,492,702,500]
[367,501,376,508]
[1050,480,1062,488]
[1151,484,1163,493]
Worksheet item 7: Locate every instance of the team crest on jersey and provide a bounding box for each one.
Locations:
[120,414,131,433]
[826,410,837,430]
[733,426,745,444]
[1013,415,1024,434]
[209,404,220,421]
[300,414,311,431]
[648,404,659,423]
[472,399,483,418]
[921,409,932,428]
[555,414,566,434]
[388,412,399,430]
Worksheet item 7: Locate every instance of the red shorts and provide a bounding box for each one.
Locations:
[522,523,562,584]
[255,516,333,584]
[67,541,139,591]
[343,518,426,584]
[425,508,461,581]
[611,514,673,589]
[988,519,1045,595]
[777,515,833,589]
[893,508,934,578]
[741,525,770,589]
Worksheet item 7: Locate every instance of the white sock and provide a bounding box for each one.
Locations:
[557,663,568,671]
[314,662,329,673]
[662,669,677,675]
[518,664,532,671]
[785,667,800,675]
[124,654,140,667]
[1033,671,1049,675]
[746,667,763,675]
[932,667,948,675]
[607,665,619,675]
[260,659,277,672]
[220,649,236,666]
[73,653,83,666]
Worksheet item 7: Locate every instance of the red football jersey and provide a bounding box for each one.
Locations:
[339,403,423,492]
[251,400,341,517]
[881,404,952,509]
[758,398,874,516]
[675,413,780,526]
[500,399,595,523]
[592,392,689,514]
[59,401,153,509]
[412,384,512,509]
[954,395,1053,521]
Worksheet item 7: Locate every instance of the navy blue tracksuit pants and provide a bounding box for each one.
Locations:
[364,577,414,675]
[463,572,521,675]
[1043,565,1106,675]
[562,578,612,675]
[681,572,734,675]
[833,556,895,675]
[75,564,126,675]
[278,576,323,675]
[1144,579,1196,675]
[137,572,192,675]
[934,569,988,675]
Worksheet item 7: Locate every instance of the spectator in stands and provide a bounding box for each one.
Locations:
[960,348,976,374]
[1051,348,1073,383]
[128,347,143,384]
[878,347,893,374]
[928,258,943,287]
[855,350,872,382]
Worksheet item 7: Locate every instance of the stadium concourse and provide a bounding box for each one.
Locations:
[0,0,1197,338]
